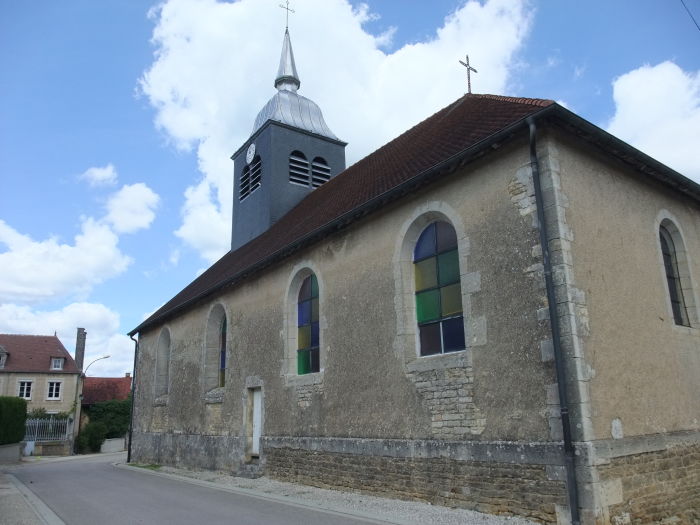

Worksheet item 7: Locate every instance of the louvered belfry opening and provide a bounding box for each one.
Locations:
[311,157,331,187]
[289,150,310,185]
[240,155,262,201]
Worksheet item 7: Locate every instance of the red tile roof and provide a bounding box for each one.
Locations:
[131,94,553,335]
[0,334,80,374]
[130,92,700,335]
[82,376,132,405]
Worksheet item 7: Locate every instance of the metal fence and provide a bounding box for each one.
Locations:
[24,417,73,442]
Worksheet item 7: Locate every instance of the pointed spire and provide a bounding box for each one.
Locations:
[274,28,300,92]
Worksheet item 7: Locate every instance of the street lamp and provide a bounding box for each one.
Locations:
[83,354,110,376]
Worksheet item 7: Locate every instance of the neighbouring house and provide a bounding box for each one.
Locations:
[80,374,132,429]
[0,330,86,455]
[128,28,700,525]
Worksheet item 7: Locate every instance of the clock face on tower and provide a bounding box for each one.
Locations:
[246,143,256,164]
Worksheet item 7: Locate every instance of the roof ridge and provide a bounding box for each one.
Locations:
[466,93,554,107]
[0,333,60,338]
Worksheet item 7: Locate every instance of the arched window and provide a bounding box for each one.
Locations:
[660,221,691,326]
[311,157,331,187]
[155,328,171,397]
[289,150,310,185]
[240,155,262,200]
[414,221,465,356]
[204,304,227,391]
[297,274,319,374]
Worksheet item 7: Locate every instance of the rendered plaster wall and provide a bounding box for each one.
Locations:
[132,138,557,467]
[0,372,79,415]
[555,136,700,441]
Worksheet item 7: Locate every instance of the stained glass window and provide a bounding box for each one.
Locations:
[660,225,690,327]
[297,274,320,374]
[414,222,465,356]
[219,317,227,387]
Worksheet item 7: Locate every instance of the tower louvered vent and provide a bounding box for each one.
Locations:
[240,155,262,201]
[311,157,331,187]
[289,151,310,185]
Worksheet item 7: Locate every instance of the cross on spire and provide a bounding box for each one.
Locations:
[459,54,478,94]
[279,1,295,29]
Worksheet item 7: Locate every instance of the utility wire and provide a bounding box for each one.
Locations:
[680,0,700,32]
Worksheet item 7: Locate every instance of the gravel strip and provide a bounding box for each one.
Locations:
[148,464,538,525]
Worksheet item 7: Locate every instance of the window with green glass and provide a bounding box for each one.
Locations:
[297,274,320,374]
[414,221,465,356]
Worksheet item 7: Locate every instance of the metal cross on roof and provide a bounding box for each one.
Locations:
[459,54,478,94]
[279,1,295,29]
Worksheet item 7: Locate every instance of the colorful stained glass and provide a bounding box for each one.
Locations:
[311,274,319,297]
[414,222,436,260]
[311,298,319,322]
[414,257,438,291]
[438,249,460,285]
[311,322,319,346]
[414,221,466,356]
[442,316,466,352]
[416,289,440,323]
[299,276,312,301]
[298,300,311,326]
[298,325,311,349]
[297,349,311,374]
[436,221,458,251]
[440,283,462,316]
[419,323,442,356]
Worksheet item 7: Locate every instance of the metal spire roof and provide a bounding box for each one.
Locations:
[252,29,339,140]
[274,28,300,92]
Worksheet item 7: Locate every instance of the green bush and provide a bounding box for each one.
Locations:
[27,407,71,420]
[0,396,27,445]
[77,421,107,453]
[87,397,131,439]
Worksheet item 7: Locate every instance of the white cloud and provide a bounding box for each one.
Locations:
[105,183,160,234]
[607,61,700,183]
[0,218,131,304]
[79,164,118,187]
[139,0,531,262]
[0,302,134,377]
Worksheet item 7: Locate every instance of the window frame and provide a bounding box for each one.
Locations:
[18,380,32,400]
[51,357,64,370]
[296,273,320,375]
[46,380,62,400]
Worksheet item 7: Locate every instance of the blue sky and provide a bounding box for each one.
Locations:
[1,0,699,376]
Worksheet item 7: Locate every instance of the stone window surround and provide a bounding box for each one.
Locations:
[18,379,32,400]
[392,201,485,371]
[153,325,172,405]
[46,380,62,400]
[283,262,326,387]
[655,211,699,330]
[202,302,230,403]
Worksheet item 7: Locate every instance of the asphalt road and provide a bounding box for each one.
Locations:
[7,454,387,525]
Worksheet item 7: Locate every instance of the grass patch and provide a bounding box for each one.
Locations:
[132,463,162,470]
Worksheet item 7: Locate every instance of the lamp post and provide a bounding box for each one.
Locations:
[83,354,110,376]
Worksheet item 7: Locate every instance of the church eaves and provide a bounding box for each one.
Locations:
[130,93,700,336]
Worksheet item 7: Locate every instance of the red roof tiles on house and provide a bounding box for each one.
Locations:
[82,376,132,405]
[0,334,80,374]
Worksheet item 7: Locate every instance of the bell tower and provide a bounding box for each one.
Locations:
[230,28,347,251]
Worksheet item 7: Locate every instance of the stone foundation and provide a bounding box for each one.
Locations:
[264,437,567,523]
[598,443,700,525]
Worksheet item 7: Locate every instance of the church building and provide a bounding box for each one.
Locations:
[129,28,700,525]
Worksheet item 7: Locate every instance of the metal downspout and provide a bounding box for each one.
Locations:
[127,334,138,463]
[527,118,581,525]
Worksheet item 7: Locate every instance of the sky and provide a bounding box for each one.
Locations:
[1,0,699,377]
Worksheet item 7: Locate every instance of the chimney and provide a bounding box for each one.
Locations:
[125,372,131,378]
[75,328,87,371]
